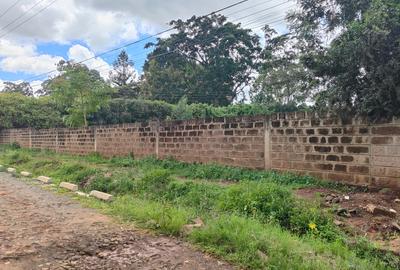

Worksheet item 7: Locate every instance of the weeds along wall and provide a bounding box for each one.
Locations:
[1,112,400,190]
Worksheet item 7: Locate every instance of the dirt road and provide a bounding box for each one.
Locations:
[0,172,233,270]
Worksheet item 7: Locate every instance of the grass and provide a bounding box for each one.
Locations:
[0,144,398,269]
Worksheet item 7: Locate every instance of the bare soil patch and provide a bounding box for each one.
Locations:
[295,187,400,254]
[0,172,233,270]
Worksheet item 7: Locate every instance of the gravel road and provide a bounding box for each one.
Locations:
[0,172,233,270]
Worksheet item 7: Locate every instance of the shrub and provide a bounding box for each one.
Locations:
[137,169,172,195]
[110,156,136,167]
[5,151,31,165]
[53,163,97,185]
[219,181,294,226]
[165,181,223,213]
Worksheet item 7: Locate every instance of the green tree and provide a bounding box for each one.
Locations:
[109,50,139,98]
[141,14,261,106]
[48,60,111,127]
[288,0,400,120]
[252,27,317,109]
[2,81,34,96]
[0,92,63,129]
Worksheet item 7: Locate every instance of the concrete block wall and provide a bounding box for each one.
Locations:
[269,112,400,189]
[1,113,400,189]
[158,116,265,168]
[57,128,95,155]
[0,128,31,148]
[95,123,157,158]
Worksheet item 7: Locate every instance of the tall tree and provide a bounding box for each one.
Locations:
[2,81,34,96]
[288,0,400,120]
[109,50,139,98]
[252,27,317,109]
[48,60,111,127]
[141,14,261,106]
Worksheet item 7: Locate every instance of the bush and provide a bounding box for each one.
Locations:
[52,163,97,185]
[5,151,31,165]
[137,169,172,195]
[0,93,63,129]
[165,181,223,214]
[92,98,174,124]
[219,182,294,226]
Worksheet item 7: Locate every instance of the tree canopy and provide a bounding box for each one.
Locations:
[109,50,139,98]
[47,60,112,127]
[141,14,261,106]
[2,82,34,97]
[289,0,400,119]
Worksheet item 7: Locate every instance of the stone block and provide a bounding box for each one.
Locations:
[76,191,89,197]
[36,176,52,184]
[60,182,78,192]
[7,167,16,174]
[371,137,393,145]
[89,190,113,201]
[20,171,32,177]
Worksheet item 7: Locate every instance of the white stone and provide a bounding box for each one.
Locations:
[20,171,32,177]
[7,168,16,174]
[89,190,113,201]
[59,182,78,192]
[36,176,52,184]
[75,191,89,197]
[344,196,350,200]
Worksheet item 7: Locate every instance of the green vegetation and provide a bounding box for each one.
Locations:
[47,61,112,127]
[2,0,400,127]
[0,144,397,269]
[0,93,63,129]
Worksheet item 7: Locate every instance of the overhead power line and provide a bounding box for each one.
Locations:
[0,0,58,39]
[232,0,292,22]
[0,0,23,20]
[29,2,293,86]
[29,15,289,88]
[23,0,251,82]
[0,0,47,33]
[225,0,275,17]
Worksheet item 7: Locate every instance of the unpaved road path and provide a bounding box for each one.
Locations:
[0,172,233,270]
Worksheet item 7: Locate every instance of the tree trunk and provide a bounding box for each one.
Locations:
[83,110,88,127]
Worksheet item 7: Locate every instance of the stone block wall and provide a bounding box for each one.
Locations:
[1,113,400,189]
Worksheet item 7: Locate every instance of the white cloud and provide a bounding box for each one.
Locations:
[0,0,294,81]
[67,44,112,79]
[0,0,293,52]
[0,39,36,58]
[0,54,63,75]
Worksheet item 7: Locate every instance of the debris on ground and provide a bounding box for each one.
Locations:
[182,218,204,235]
[365,204,397,218]
[295,187,400,254]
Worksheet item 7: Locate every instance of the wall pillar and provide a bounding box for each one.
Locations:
[155,121,160,159]
[94,127,97,153]
[28,128,32,149]
[264,116,272,170]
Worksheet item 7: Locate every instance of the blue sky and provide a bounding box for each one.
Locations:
[0,0,293,89]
